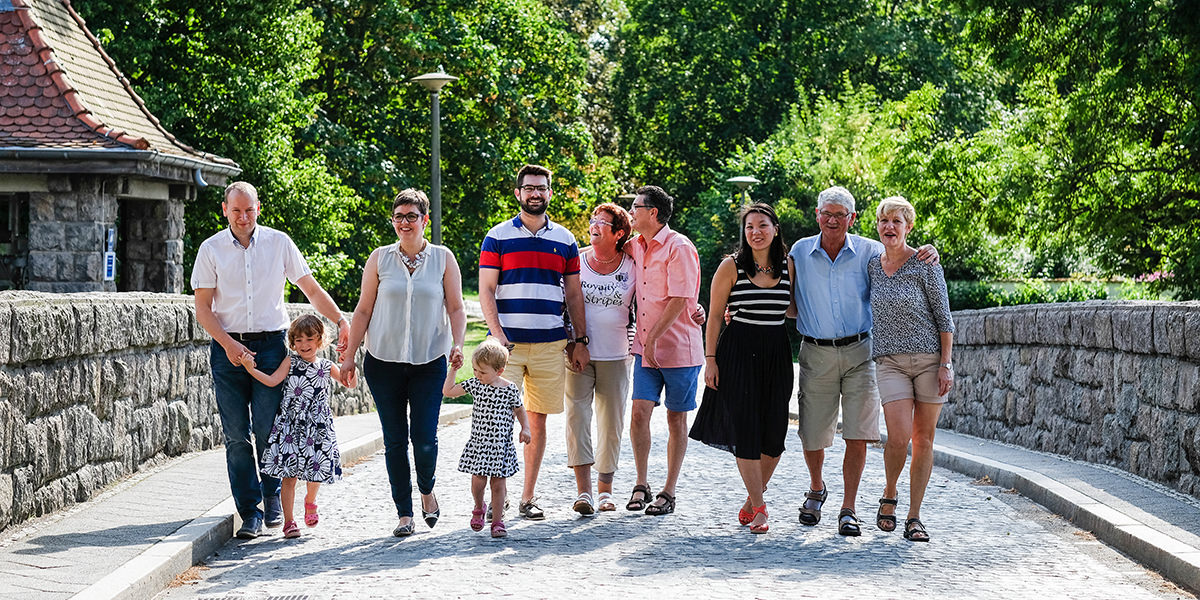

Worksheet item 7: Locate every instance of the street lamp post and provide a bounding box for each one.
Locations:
[411,68,459,245]
[726,176,761,206]
[727,176,761,243]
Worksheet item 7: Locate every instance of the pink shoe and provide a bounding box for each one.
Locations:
[491,520,507,538]
[470,505,486,531]
[304,502,319,527]
[282,521,301,539]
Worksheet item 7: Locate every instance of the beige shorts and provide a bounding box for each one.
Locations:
[875,353,946,405]
[564,357,632,473]
[795,338,881,451]
[507,340,569,414]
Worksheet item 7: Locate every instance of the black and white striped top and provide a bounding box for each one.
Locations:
[728,264,791,326]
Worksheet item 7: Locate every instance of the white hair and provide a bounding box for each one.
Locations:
[816,186,855,213]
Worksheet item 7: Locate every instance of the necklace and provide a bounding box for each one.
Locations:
[592,251,619,265]
[754,262,774,274]
[399,241,428,271]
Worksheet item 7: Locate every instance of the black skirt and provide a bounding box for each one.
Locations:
[689,320,793,459]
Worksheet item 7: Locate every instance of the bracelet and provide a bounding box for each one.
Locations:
[705,354,716,357]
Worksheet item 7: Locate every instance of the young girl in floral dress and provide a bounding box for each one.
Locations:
[241,314,351,539]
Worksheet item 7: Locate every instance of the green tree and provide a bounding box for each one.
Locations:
[78,0,360,299]
[613,0,988,204]
[303,0,619,299]
[946,0,1200,297]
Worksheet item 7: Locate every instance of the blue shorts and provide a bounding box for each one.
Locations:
[631,354,701,412]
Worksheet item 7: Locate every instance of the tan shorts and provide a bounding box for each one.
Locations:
[795,338,881,451]
[507,340,569,414]
[564,357,632,473]
[875,353,946,405]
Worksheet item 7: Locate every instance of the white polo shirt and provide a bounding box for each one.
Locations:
[190,225,312,334]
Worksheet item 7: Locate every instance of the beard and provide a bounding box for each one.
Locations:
[520,198,548,216]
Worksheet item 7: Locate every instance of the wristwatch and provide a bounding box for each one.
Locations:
[573,336,590,345]
[939,362,953,370]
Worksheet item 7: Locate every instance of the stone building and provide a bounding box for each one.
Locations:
[0,0,239,293]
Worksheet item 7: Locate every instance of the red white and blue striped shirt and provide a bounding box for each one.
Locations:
[480,215,580,343]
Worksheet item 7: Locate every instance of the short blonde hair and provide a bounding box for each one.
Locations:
[473,338,509,371]
[876,195,916,226]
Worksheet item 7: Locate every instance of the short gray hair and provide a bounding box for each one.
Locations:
[816,186,855,214]
[224,181,259,203]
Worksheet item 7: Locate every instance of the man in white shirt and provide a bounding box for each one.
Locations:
[191,181,350,539]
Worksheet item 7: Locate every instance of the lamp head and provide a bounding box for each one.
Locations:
[412,69,459,92]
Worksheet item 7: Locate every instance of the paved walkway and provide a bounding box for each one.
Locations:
[2,377,1198,599]
[148,406,1195,599]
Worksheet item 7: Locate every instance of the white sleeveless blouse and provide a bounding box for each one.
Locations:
[365,243,452,364]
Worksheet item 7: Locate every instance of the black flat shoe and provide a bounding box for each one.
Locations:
[392,519,415,537]
[422,494,440,528]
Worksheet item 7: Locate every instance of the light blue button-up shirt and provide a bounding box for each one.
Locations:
[788,233,883,339]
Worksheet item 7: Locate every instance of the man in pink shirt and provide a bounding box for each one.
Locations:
[623,185,704,516]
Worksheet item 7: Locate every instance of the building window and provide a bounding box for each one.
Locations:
[0,193,30,289]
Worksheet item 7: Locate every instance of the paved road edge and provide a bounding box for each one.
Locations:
[70,405,473,600]
[930,441,1200,595]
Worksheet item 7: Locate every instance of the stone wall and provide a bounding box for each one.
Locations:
[944,301,1200,499]
[120,197,186,293]
[0,292,372,531]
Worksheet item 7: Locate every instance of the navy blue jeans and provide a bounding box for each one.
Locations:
[363,352,446,519]
[210,334,286,520]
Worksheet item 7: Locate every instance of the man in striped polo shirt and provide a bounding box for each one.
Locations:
[479,164,590,520]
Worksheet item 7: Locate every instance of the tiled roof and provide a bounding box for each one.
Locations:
[0,0,235,167]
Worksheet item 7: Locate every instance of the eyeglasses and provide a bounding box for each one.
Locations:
[818,210,851,221]
[589,218,613,227]
[630,203,650,211]
[391,212,423,223]
[520,185,550,193]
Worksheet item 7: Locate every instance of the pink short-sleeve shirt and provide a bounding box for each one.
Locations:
[627,225,703,368]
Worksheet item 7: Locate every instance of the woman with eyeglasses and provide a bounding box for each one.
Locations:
[562,203,638,514]
[340,188,467,537]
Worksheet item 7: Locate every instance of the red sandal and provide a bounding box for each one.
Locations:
[749,504,769,534]
[738,498,754,525]
[304,502,319,527]
[491,520,507,538]
[470,505,486,531]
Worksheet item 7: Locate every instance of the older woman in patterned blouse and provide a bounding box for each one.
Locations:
[868,196,954,543]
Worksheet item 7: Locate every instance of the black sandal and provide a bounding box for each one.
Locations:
[644,491,675,516]
[876,497,897,532]
[904,517,930,542]
[797,485,827,526]
[837,508,861,536]
[626,484,652,511]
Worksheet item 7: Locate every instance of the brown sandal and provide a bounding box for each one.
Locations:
[626,484,652,511]
[644,491,675,516]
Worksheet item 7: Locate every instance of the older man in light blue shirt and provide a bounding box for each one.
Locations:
[787,185,934,537]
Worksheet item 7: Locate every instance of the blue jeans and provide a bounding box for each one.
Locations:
[363,352,446,519]
[210,334,286,520]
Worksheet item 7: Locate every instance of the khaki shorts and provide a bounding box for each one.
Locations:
[795,338,881,451]
[875,353,946,405]
[564,357,632,473]
[507,340,569,414]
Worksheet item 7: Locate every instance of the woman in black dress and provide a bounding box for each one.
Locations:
[689,203,795,534]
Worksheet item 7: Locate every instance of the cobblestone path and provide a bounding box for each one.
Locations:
[155,410,1193,600]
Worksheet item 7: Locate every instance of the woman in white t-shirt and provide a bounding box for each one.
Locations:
[565,203,637,514]
[340,189,467,537]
